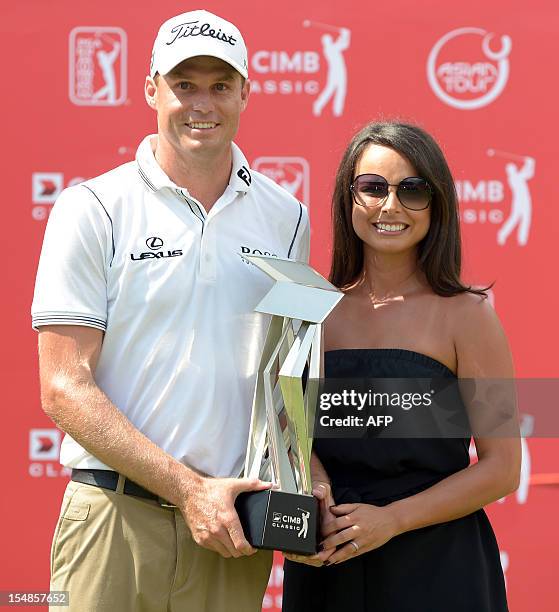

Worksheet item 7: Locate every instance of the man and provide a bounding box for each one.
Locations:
[32,10,309,611]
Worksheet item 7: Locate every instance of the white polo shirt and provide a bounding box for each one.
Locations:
[32,135,309,477]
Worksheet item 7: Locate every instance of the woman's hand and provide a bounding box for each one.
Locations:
[319,503,400,565]
[283,480,338,566]
[313,480,337,535]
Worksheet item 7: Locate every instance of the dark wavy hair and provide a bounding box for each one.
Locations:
[330,121,488,297]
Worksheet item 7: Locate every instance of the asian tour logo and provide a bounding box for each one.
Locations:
[250,20,351,117]
[69,26,127,106]
[457,149,535,246]
[427,27,512,110]
[253,157,310,204]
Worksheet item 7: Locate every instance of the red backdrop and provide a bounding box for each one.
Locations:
[2,1,558,610]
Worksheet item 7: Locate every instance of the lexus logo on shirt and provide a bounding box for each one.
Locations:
[130,237,184,261]
[146,236,164,250]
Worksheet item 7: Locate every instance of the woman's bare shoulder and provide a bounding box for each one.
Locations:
[444,291,513,377]
[443,291,497,328]
[323,287,363,350]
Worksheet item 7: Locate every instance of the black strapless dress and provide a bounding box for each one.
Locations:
[282,349,508,612]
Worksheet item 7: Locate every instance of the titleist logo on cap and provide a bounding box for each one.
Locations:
[166,20,237,46]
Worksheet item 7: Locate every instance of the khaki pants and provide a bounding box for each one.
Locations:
[50,480,272,611]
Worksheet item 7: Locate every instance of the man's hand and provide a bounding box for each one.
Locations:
[181,476,272,558]
[283,551,325,567]
[38,326,272,560]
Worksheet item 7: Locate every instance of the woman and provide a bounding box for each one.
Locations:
[282,121,520,612]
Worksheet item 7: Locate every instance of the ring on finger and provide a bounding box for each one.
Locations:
[349,540,359,552]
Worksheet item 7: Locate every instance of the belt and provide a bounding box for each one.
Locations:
[71,469,176,507]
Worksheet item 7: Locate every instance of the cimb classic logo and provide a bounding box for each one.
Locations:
[29,429,60,461]
[271,508,310,539]
[457,149,535,246]
[130,237,183,261]
[250,20,351,117]
[29,428,71,478]
[31,172,86,222]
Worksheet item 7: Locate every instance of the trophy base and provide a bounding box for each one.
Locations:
[235,489,318,555]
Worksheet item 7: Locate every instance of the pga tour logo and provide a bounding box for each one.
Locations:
[271,509,310,539]
[29,429,61,461]
[69,26,127,106]
[427,27,512,110]
[253,157,310,204]
[250,20,350,117]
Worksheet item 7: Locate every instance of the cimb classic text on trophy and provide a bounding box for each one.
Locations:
[235,255,343,555]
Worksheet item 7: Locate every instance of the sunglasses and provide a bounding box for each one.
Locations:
[350,174,432,211]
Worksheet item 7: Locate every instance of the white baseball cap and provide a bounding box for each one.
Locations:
[150,10,248,79]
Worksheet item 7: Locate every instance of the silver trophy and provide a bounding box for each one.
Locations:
[235,255,343,554]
